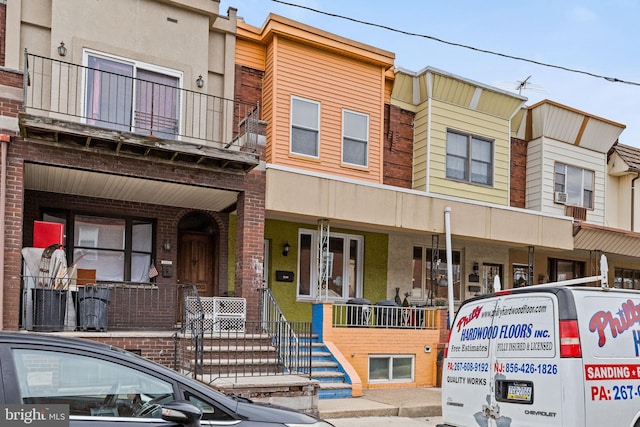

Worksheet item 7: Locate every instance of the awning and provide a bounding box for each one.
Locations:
[573,223,640,258]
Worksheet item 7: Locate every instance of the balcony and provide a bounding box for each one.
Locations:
[19,52,260,172]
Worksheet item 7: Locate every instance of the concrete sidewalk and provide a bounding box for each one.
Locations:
[318,387,442,419]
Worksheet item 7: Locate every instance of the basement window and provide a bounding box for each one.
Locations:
[369,355,414,383]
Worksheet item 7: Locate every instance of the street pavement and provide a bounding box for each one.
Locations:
[327,416,444,426]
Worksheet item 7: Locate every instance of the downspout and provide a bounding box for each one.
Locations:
[425,71,432,192]
[0,134,9,330]
[444,207,454,328]
[632,173,639,232]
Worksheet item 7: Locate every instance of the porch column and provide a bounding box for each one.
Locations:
[234,171,265,322]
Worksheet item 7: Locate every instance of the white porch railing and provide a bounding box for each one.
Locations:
[332,303,439,329]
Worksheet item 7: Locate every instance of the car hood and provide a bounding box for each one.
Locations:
[234,400,322,423]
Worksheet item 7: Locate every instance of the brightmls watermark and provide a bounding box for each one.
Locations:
[1,405,69,426]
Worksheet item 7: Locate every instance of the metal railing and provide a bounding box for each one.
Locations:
[332,303,439,329]
[23,51,259,151]
[175,288,312,382]
[21,277,184,331]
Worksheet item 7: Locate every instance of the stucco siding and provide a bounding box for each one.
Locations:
[269,37,384,182]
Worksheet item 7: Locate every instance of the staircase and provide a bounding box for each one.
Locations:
[304,336,352,399]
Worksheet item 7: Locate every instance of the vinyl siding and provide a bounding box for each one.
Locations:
[236,38,265,70]
[535,138,607,224]
[420,99,510,204]
[268,37,384,183]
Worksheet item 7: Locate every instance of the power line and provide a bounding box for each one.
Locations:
[272,0,640,87]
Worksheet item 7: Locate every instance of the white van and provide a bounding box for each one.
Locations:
[439,266,640,426]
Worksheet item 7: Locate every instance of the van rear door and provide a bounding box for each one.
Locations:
[490,293,565,426]
[442,297,498,426]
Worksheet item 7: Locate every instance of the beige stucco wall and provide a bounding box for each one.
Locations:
[266,167,574,251]
[7,0,235,99]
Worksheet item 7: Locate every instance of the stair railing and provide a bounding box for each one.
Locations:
[262,288,311,378]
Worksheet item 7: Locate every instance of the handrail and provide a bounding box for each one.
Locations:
[261,288,311,378]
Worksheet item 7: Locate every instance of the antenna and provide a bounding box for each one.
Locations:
[517,75,532,95]
[495,75,547,96]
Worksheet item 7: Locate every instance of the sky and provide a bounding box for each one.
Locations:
[219,0,640,147]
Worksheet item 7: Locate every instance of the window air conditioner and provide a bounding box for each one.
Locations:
[554,191,568,204]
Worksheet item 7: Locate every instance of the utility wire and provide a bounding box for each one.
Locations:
[272,0,640,87]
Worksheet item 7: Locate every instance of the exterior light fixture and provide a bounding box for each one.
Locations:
[57,42,67,57]
[196,75,204,88]
[282,242,290,257]
[163,240,172,251]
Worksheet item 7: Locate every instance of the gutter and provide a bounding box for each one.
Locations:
[633,173,640,232]
[0,134,9,330]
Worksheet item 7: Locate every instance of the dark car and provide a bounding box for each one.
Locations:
[0,332,333,427]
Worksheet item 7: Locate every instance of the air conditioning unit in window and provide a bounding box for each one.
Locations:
[554,191,568,204]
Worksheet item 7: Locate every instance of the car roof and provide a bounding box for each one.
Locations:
[0,331,117,351]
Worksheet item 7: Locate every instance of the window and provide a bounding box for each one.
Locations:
[342,110,369,166]
[413,247,461,302]
[548,258,585,282]
[554,163,594,208]
[85,51,181,139]
[614,268,640,289]
[290,96,320,157]
[446,130,494,185]
[369,355,414,383]
[297,229,363,300]
[44,212,154,282]
[14,348,174,418]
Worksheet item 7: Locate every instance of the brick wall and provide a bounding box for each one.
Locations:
[81,335,177,368]
[0,1,6,67]
[235,65,264,114]
[510,137,527,208]
[383,104,414,188]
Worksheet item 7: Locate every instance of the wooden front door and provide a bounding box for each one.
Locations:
[178,232,215,297]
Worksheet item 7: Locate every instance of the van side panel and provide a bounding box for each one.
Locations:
[578,293,640,427]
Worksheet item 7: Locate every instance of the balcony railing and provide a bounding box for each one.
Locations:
[23,52,259,152]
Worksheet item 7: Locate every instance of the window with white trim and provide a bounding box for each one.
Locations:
[342,110,369,166]
[297,229,363,300]
[554,162,594,208]
[290,96,320,157]
[446,130,494,185]
[369,355,414,383]
[84,50,182,139]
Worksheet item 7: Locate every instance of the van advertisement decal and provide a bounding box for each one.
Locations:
[586,364,640,401]
[494,298,556,359]
[589,299,640,350]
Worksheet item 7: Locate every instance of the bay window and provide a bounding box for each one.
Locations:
[297,229,363,300]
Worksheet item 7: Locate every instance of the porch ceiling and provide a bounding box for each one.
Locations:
[24,163,239,211]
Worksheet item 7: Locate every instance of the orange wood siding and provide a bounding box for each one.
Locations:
[267,37,385,183]
[236,38,265,71]
[263,41,276,163]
